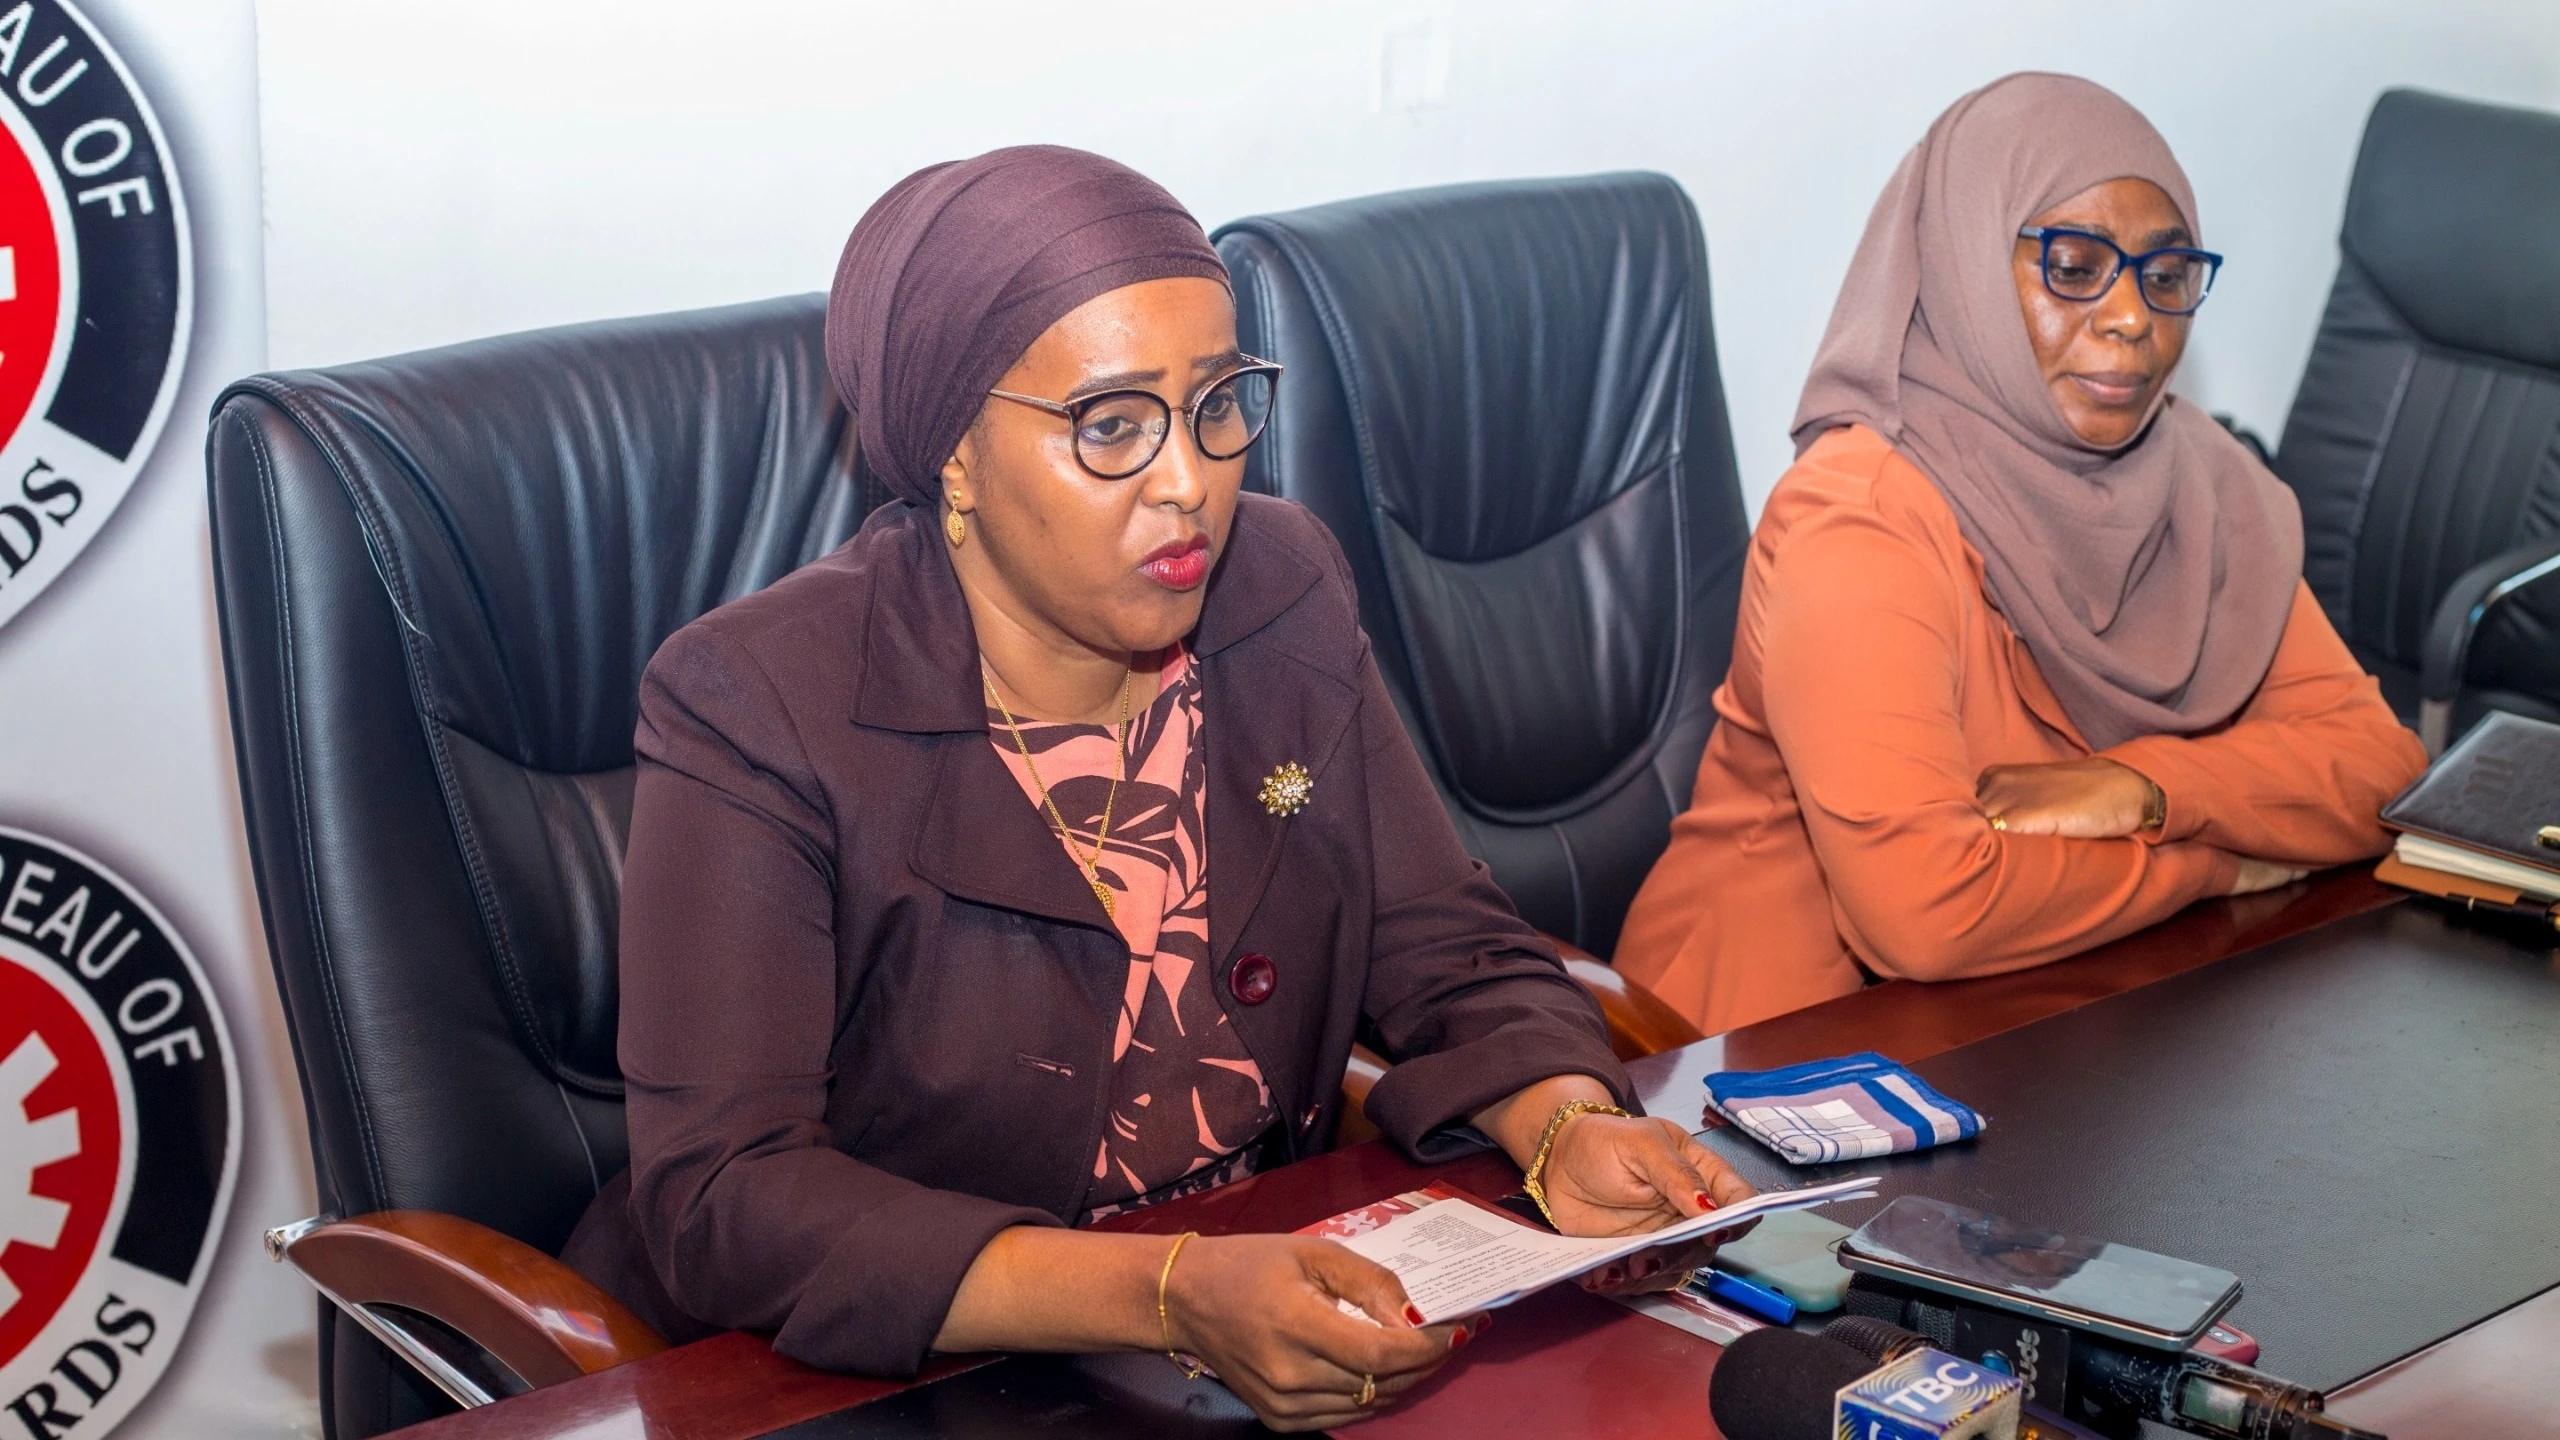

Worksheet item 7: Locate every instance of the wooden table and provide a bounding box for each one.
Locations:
[389,872,2550,1439]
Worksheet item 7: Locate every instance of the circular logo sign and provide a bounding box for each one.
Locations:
[0,1,189,635]
[0,828,236,1437]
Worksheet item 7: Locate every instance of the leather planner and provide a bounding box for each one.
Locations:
[2381,710,2560,876]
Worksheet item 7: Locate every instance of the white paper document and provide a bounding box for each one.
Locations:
[1300,1175,1878,1324]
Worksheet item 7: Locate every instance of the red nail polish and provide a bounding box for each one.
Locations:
[1450,1327,1470,1349]
[1404,1303,1425,1327]
[1695,1191,1715,1210]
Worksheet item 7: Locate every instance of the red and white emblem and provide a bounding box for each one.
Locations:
[0,830,235,1437]
[0,0,189,635]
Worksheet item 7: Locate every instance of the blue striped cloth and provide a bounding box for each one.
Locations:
[1705,1052,1986,1165]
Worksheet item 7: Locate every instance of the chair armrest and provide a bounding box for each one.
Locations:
[268,1210,668,1405]
[1339,1042,1388,1109]
[1333,1043,1389,1149]
[1545,934,1705,1060]
[2419,538,2560,752]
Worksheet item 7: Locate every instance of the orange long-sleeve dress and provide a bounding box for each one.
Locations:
[1614,425,2427,1036]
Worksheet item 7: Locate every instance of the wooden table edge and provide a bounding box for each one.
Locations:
[392,871,2500,1440]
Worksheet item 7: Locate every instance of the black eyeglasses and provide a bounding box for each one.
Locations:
[2017,226,2223,315]
[988,359,1282,480]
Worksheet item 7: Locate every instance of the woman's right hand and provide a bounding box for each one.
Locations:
[2228,856,2308,896]
[1163,1233,1483,1431]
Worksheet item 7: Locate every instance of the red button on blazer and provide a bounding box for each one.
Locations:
[1229,952,1276,1005]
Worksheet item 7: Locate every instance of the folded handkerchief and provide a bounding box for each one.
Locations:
[1705,1052,1985,1165]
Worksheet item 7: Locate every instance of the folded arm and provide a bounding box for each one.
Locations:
[2102,583,2426,866]
[1345,633,1748,1278]
[1347,643,1635,1153]
[1758,506,2236,983]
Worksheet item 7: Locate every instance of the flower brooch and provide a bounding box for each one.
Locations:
[1258,762,1314,817]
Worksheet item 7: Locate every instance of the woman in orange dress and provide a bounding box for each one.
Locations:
[1614,74,2425,1036]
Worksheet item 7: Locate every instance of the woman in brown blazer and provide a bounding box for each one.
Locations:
[563,146,1753,1432]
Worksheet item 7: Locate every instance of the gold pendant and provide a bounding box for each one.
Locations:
[1090,879,1116,918]
[1258,761,1313,817]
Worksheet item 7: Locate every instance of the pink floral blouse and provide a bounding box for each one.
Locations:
[988,643,1275,1221]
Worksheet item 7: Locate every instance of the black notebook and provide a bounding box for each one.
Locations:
[2380,711,2560,894]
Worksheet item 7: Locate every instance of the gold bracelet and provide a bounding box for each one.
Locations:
[1521,1099,1630,1228]
[1158,1230,1207,1380]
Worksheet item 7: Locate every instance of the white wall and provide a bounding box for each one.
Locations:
[3,2,317,1437]
[256,0,2560,512]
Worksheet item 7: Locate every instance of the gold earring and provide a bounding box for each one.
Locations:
[945,503,967,548]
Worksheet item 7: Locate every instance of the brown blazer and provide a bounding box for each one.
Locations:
[564,494,1630,1377]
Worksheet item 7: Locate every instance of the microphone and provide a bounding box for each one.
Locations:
[1821,1312,2385,1440]
[1709,1327,2022,1440]
[1707,1328,1876,1440]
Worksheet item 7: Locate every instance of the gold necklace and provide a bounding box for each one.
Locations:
[984,660,1132,920]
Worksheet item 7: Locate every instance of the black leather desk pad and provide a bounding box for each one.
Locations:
[765,902,2557,1436]
[1699,902,2560,1393]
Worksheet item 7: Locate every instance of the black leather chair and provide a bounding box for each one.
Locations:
[209,272,1712,1429]
[2271,88,2560,753]
[1214,173,1749,962]
[208,296,868,1438]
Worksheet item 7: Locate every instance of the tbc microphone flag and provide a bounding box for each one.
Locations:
[1837,1345,2023,1440]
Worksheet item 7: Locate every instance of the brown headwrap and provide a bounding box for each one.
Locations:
[1793,73,2301,751]
[825,145,1230,508]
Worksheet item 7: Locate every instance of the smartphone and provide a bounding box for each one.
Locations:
[2194,1320,2261,1364]
[1837,1197,2240,1351]
[1712,1209,1855,1312]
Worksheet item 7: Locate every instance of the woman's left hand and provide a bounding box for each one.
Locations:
[1540,1113,1758,1295]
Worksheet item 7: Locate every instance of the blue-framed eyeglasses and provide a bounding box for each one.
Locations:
[2017,226,2223,315]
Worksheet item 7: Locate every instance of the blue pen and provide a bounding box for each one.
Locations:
[1690,1266,1797,1325]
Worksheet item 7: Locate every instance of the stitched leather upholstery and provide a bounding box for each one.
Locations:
[208,295,866,1436]
[2272,89,2560,731]
[1215,174,1748,957]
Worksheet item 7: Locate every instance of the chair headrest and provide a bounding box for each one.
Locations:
[2344,88,2560,371]
[1217,171,1707,564]
[223,294,861,772]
